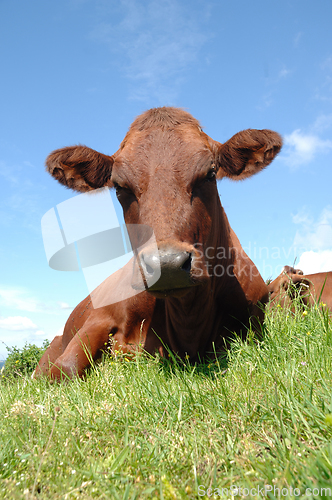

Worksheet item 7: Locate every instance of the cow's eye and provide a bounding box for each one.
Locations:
[205,169,216,182]
[113,181,135,200]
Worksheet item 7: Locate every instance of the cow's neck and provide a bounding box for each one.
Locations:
[161,203,238,358]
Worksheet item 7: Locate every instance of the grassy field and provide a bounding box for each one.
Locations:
[1,303,332,499]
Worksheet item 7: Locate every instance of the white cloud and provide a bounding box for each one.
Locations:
[0,322,59,359]
[58,302,73,310]
[0,288,41,312]
[293,206,332,252]
[296,250,332,275]
[0,287,69,357]
[0,316,45,358]
[282,129,332,167]
[0,316,37,331]
[292,207,332,274]
[35,330,46,336]
[0,287,72,314]
[91,0,208,103]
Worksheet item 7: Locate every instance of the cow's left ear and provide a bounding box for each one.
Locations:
[216,129,282,180]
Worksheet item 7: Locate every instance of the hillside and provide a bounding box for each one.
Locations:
[0,304,332,498]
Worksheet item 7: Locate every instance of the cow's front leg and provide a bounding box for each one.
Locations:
[33,335,63,378]
[49,314,112,380]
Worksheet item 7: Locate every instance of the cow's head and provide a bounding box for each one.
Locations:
[46,107,282,297]
[268,266,305,308]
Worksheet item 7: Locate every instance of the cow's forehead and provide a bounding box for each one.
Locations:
[116,125,214,166]
[128,106,202,131]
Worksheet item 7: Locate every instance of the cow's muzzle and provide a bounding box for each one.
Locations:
[135,243,197,296]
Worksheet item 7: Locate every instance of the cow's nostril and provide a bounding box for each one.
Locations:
[181,254,192,273]
[140,252,159,277]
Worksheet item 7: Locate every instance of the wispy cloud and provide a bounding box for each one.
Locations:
[293,206,332,251]
[281,113,332,168]
[282,129,332,167]
[0,288,42,313]
[0,287,73,313]
[58,302,72,310]
[0,160,20,185]
[0,315,48,358]
[312,114,332,133]
[278,66,291,80]
[91,0,208,103]
[0,329,48,359]
[292,206,332,273]
[314,55,332,103]
[293,32,302,48]
[0,159,45,231]
[259,64,292,109]
[0,316,37,331]
[292,208,314,227]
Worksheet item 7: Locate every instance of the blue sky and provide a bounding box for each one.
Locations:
[1,0,332,358]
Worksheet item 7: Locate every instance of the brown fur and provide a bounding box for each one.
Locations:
[268,266,332,310]
[219,129,282,179]
[35,107,282,380]
[47,145,114,192]
[127,106,201,131]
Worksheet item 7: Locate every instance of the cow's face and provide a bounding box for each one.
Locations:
[267,266,304,308]
[110,125,223,295]
[46,107,282,297]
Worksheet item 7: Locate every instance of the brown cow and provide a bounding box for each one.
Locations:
[35,107,282,379]
[267,266,304,309]
[268,266,332,310]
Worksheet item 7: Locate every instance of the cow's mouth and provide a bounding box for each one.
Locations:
[131,279,199,297]
[147,285,199,298]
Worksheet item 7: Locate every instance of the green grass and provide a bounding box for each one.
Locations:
[1,303,332,499]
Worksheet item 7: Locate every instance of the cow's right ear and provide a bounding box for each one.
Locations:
[46,146,114,192]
